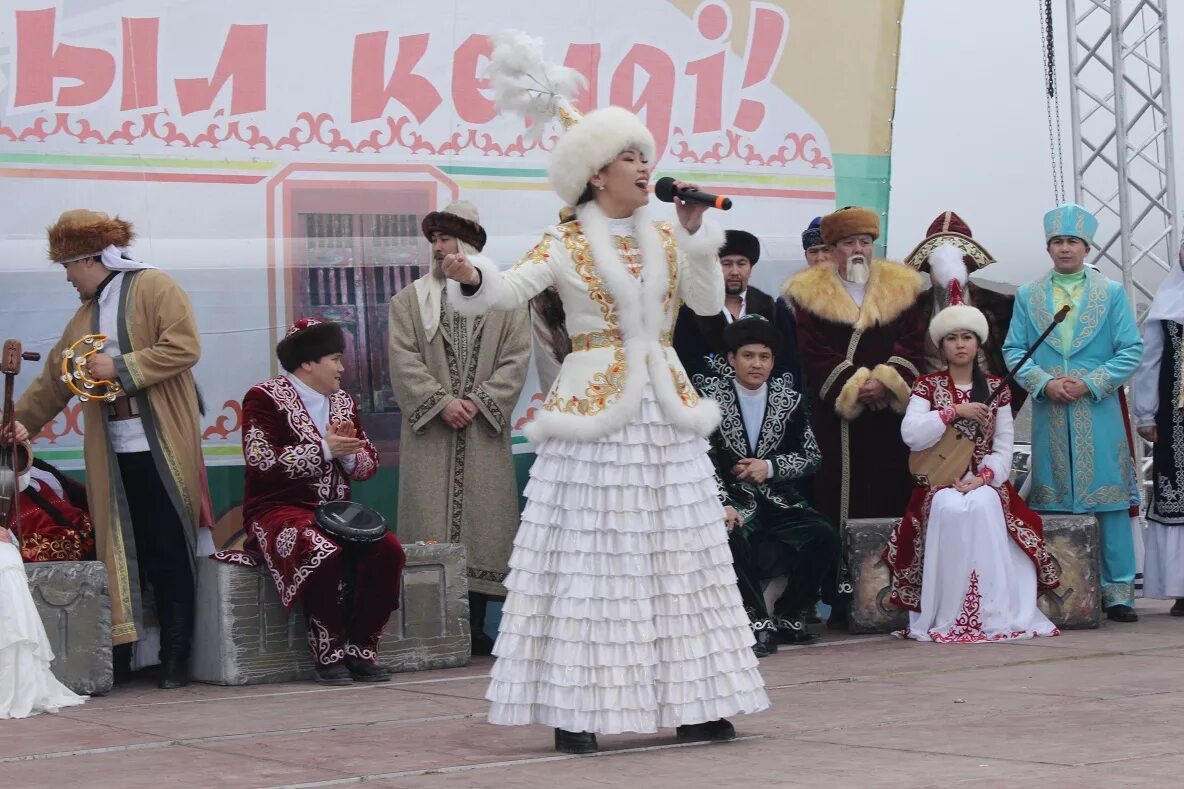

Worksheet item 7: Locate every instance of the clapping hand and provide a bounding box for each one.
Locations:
[326,421,364,459]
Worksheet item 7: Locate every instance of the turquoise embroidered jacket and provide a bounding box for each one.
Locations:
[1003,269,1143,512]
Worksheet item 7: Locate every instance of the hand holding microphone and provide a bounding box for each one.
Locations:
[654,177,733,235]
[653,177,734,210]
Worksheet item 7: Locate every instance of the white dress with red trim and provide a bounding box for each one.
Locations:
[884,372,1061,643]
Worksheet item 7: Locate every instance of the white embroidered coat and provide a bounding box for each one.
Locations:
[447,203,725,441]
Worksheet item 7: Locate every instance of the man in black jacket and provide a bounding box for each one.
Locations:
[674,229,801,387]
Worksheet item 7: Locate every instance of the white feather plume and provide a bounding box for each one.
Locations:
[487,30,585,140]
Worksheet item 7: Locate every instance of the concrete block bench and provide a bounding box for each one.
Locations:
[192,543,471,685]
[25,561,113,696]
[847,514,1100,634]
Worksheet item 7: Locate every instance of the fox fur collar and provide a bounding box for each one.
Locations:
[785,260,924,330]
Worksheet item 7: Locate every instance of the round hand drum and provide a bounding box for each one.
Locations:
[314,501,387,544]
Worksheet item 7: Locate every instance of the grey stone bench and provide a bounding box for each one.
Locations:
[25,560,113,696]
[191,543,471,685]
[847,514,1100,634]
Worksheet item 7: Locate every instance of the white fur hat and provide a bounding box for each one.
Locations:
[929,304,989,346]
[548,106,655,206]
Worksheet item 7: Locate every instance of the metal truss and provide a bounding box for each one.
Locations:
[1065,0,1178,317]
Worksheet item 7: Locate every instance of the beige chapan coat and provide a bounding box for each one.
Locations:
[16,269,207,645]
[388,287,530,596]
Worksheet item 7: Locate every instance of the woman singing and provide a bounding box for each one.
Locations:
[441,96,768,752]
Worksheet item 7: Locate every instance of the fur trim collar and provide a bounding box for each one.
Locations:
[785,259,924,330]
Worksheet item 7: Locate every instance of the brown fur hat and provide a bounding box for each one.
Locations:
[421,200,487,252]
[47,209,135,263]
[820,206,880,246]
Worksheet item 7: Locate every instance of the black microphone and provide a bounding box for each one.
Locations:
[653,177,733,210]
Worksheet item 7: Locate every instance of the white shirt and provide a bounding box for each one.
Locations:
[98,273,150,454]
[723,290,748,323]
[841,277,866,307]
[285,373,356,473]
[734,381,775,478]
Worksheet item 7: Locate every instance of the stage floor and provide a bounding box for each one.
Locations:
[4,599,1183,788]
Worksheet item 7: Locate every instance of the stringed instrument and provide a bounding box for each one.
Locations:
[909,304,1070,487]
[0,339,41,539]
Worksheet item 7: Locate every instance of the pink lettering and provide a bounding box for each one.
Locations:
[175,24,267,116]
[351,32,441,124]
[684,52,725,134]
[121,17,159,111]
[609,45,675,161]
[734,4,788,132]
[563,43,601,113]
[452,34,495,125]
[14,8,115,108]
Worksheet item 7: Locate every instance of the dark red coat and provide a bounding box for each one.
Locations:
[237,376,379,609]
[786,260,927,527]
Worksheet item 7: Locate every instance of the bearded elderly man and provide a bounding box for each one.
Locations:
[387,200,531,654]
[784,206,926,626]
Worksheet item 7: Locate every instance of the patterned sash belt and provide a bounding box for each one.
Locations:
[569,328,673,352]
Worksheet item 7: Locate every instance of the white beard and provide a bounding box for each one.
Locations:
[844,254,870,285]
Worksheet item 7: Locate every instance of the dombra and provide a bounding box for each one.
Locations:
[314,500,387,544]
[909,304,1070,489]
[908,418,978,488]
[1,339,38,529]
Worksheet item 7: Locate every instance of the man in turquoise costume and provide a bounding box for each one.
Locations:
[1003,203,1144,621]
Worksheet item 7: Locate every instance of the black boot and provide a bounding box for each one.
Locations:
[469,592,495,656]
[676,719,736,742]
[157,599,193,689]
[346,656,392,683]
[314,663,353,686]
[554,729,598,754]
[777,617,817,644]
[1172,599,1184,617]
[753,625,778,657]
[1106,604,1139,623]
[826,596,849,630]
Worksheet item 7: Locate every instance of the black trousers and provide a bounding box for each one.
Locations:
[116,452,195,641]
[729,501,839,623]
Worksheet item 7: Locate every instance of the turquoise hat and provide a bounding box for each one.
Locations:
[1043,203,1098,246]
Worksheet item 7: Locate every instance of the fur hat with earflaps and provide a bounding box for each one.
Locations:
[48,210,134,264]
[487,30,655,206]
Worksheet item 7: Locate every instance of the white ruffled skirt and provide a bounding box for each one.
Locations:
[486,388,769,734]
[0,540,87,719]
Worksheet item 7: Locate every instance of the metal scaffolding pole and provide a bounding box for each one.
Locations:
[1064,0,1178,319]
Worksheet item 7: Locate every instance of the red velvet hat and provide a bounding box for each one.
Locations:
[904,211,995,273]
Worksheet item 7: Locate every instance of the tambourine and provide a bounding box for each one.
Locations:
[314,500,388,544]
[60,334,123,402]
